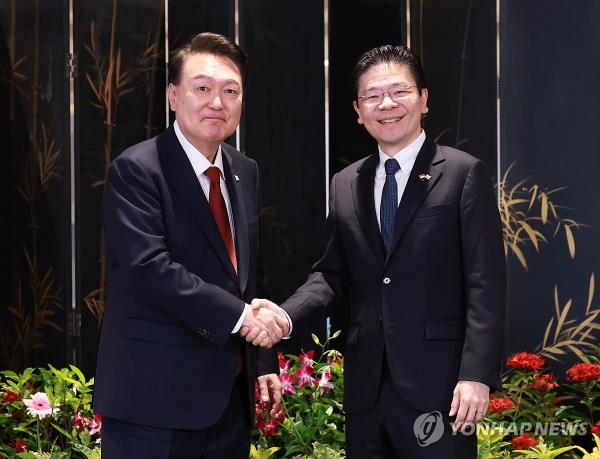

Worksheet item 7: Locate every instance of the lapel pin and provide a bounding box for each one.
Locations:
[418,173,431,181]
[234,175,240,182]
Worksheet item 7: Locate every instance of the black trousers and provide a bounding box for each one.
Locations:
[101,375,251,458]
[345,363,477,459]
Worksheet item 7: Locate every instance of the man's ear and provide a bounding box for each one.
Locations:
[353,100,364,125]
[420,87,429,115]
[167,83,177,112]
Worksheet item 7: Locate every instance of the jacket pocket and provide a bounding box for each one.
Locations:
[425,319,465,340]
[125,318,185,346]
[414,203,452,219]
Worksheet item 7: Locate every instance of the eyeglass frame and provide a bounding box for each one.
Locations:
[357,84,419,107]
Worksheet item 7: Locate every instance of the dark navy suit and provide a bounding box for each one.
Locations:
[94,126,275,456]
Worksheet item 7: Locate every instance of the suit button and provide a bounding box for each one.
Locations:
[383,277,391,285]
[377,316,383,324]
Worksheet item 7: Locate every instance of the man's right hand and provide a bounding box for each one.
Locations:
[239,303,286,348]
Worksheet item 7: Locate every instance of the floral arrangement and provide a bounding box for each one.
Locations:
[478,345,600,458]
[252,332,345,458]
[0,366,101,458]
[2,342,600,458]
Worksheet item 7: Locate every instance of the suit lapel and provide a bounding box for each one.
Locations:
[351,154,386,266]
[221,144,250,296]
[158,127,240,290]
[385,139,445,265]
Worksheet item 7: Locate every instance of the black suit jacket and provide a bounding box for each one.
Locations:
[93,126,276,429]
[283,139,506,414]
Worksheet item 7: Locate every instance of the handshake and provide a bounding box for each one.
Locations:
[239,299,290,348]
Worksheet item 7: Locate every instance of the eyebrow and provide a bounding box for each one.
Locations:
[188,75,241,86]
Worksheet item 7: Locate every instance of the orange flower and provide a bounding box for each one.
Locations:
[507,352,545,371]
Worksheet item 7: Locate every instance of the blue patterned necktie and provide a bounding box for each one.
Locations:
[380,158,401,252]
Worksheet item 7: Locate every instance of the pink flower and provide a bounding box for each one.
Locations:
[316,367,334,395]
[298,349,315,367]
[294,364,315,387]
[279,372,296,395]
[278,353,292,375]
[23,392,59,419]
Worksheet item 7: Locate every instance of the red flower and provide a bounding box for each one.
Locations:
[591,420,600,437]
[511,433,538,450]
[257,419,279,437]
[298,349,315,367]
[279,372,296,395]
[271,407,285,425]
[566,363,600,383]
[507,352,545,371]
[487,395,515,413]
[11,440,28,452]
[2,391,21,404]
[532,373,559,392]
[72,412,102,436]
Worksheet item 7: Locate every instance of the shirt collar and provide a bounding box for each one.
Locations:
[377,130,426,176]
[173,120,225,180]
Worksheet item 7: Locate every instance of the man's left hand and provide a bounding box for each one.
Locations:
[449,380,489,432]
[257,373,282,417]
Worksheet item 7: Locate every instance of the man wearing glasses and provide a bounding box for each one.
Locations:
[257,45,506,457]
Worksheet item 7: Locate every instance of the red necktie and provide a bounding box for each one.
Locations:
[204,167,237,273]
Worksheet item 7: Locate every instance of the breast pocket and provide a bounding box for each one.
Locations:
[413,203,453,220]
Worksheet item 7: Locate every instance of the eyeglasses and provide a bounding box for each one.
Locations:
[358,85,417,107]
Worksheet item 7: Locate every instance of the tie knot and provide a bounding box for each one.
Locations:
[384,158,400,175]
[204,166,221,184]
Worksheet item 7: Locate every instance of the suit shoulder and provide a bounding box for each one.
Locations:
[108,136,162,182]
[334,154,374,181]
[113,136,160,167]
[436,144,482,167]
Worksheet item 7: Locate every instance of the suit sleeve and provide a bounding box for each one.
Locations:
[457,160,507,390]
[103,155,245,347]
[283,173,349,329]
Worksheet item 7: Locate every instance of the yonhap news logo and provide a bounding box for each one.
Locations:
[413,411,445,446]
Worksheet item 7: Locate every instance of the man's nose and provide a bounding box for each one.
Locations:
[379,93,397,109]
[208,94,223,109]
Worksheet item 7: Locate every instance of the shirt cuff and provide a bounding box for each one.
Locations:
[231,304,250,333]
[280,308,293,339]
[460,380,489,390]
